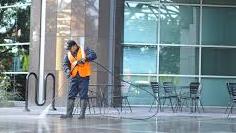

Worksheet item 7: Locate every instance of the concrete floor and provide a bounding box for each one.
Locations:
[0,107,236,133]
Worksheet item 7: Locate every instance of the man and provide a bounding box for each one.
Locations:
[60,40,97,119]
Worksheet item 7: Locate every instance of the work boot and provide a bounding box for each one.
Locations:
[60,98,75,119]
[78,99,87,119]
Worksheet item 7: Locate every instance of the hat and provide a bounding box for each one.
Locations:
[66,40,77,50]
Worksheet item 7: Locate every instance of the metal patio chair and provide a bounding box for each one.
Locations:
[227,83,236,117]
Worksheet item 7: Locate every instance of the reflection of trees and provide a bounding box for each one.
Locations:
[160,47,180,74]
[0,0,30,101]
[0,0,30,69]
[85,0,99,48]
[124,2,180,74]
[86,0,99,29]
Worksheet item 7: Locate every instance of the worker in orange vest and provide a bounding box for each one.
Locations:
[60,40,97,119]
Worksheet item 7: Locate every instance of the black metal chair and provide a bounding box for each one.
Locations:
[162,82,179,112]
[189,82,204,113]
[178,86,191,112]
[74,90,97,114]
[227,83,236,117]
[149,82,162,112]
[112,81,132,113]
[225,83,233,114]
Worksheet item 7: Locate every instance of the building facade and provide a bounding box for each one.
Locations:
[1,0,236,107]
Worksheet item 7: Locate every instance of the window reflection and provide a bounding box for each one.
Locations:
[202,7,236,45]
[124,2,159,43]
[161,0,200,4]
[0,46,29,72]
[0,74,26,101]
[160,5,200,44]
[160,46,199,75]
[202,48,236,76]
[0,6,31,44]
[123,45,157,74]
[0,0,31,6]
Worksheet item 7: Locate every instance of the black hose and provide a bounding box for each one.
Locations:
[91,60,159,120]
[46,61,160,121]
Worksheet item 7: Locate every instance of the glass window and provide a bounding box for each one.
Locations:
[202,48,236,76]
[203,0,236,5]
[0,74,26,101]
[124,2,159,43]
[123,45,157,74]
[160,5,200,44]
[201,78,236,106]
[161,0,200,4]
[0,6,31,44]
[0,0,31,6]
[159,46,199,75]
[202,7,236,46]
[0,45,29,72]
[122,76,157,105]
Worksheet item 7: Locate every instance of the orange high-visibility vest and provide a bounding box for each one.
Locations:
[68,48,91,78]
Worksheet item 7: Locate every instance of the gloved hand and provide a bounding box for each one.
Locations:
[77,58,86,64]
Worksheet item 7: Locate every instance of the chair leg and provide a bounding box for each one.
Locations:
[125,98,132,113]
[158,98,162,112]
[169,98,174,112]
[191,98,193,113]
[86,99,91,114]
[194,99,197,113]
[200,99,204,112]
[93,99,96,114]
[180,98,187,112]
[197,100,201,113]
[121,98,123,113]
[179,99,183,112]
[175,97,181,112]
[90,98,96,114]
[149,99,155,112]
[228,102,235,118]
[73,99,79,114]
[162,99,166,112]
[225,101,231,114]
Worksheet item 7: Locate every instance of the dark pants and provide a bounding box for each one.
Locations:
[68,75,89,100]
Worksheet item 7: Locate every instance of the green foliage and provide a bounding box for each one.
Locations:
[0,0,30,103]
[0,74,11,102]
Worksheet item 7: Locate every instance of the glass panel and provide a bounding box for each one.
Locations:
[160,5,200,44]
[0,5,31,44]
[0,45,29,72]
[122,75,157,105]
[159,46,199,75]
[203,0,236,5]
[202,7,236,46]
[201,78,236,106]
[0,0,31,6]
[57,0,71,37]
[124,2,159,43]
[161,0,200,4]
[202,48,236,76]
[0,74,26,102]
[123,45,157,74]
